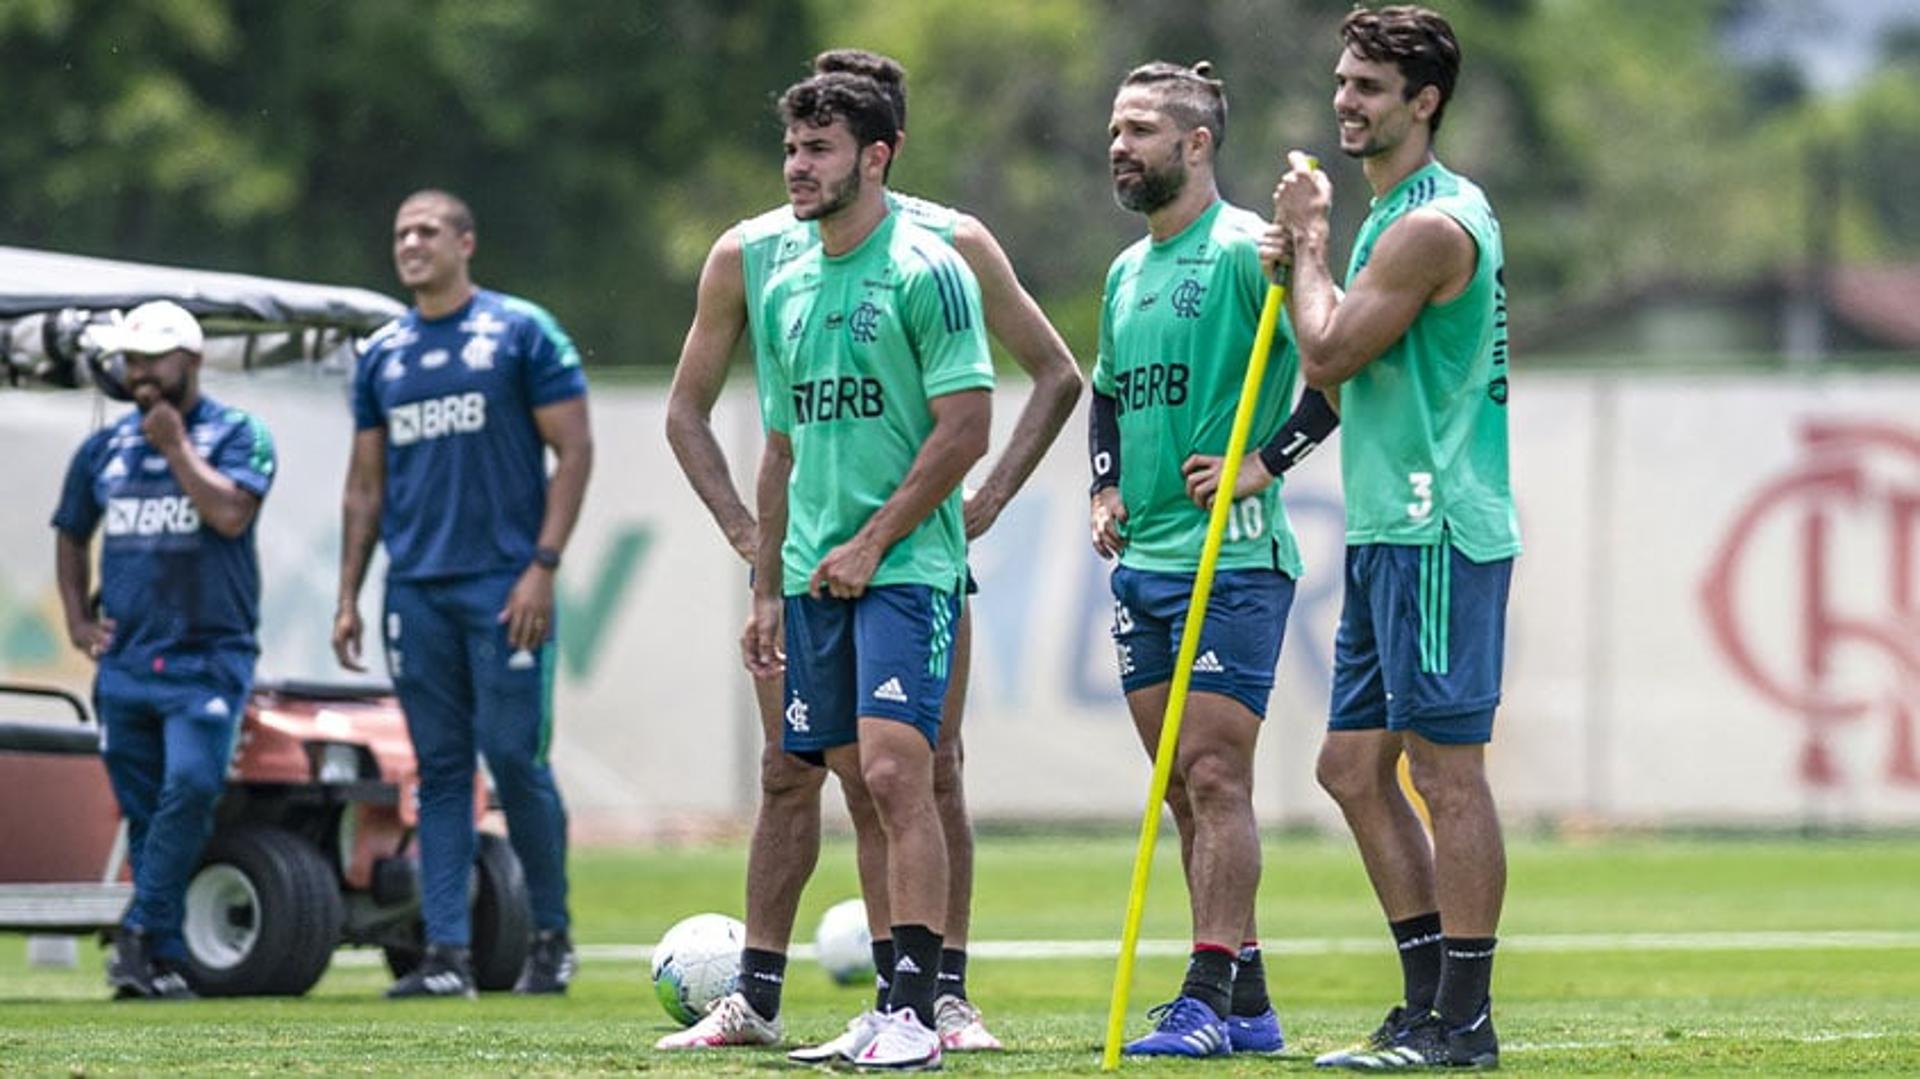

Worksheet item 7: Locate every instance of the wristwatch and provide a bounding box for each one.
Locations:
[531,546,562,570]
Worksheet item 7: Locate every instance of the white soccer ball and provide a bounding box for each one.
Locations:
[651,912,745,1025]
[813,897,874,985]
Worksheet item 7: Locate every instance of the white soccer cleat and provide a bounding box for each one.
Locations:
[933,994,1004,1051]
[653,991,782,1050]
[850,1007,943,1071]
[787,1009,884,1065]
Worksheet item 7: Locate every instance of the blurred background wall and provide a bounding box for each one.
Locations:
[5,0,1920,832]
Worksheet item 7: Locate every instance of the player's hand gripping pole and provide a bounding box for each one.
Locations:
[1101,158,1313,1071]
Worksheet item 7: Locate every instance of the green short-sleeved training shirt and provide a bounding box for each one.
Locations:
[759,211,994,595]
[1093,199,1305,576]
[738,192,961,424]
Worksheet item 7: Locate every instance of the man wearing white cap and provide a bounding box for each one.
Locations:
[50,300,277,1000]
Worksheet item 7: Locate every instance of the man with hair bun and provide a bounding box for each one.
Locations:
[1093,59,1338,1059]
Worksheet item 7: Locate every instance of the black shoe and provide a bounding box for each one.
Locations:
[148,957,199,1001]
[107,932,199,1001]
[513,929,577,994]
[106,931,156,1000]
[1314,1004,1410,1067]
[1328,1003,1498,1070]
[386,945,477,999]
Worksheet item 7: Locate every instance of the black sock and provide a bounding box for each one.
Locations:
[871,938,893,1013]
[737,948,786,1021]
[1390,912,1445,1014]
[1179,946,1236,1020]
[1230,943,1270,1017]
[886,924,943,1028]
[937,947,968,1002]
[1434,936,1496,1028]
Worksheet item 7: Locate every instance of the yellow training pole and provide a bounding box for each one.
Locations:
[1100,277,1290,1071]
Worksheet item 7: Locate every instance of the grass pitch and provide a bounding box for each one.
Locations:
[2,834,1917,1075]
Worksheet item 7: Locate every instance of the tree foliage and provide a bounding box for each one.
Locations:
[1,0,1915,367]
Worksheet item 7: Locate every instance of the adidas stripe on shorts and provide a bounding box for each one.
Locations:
[781,584,961,761]
[1328,542,1513,746]
[1109,565,1295,719]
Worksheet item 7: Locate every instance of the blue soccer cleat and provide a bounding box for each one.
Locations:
[1122,996,1231,1057]
[1228,1005,1287,1053]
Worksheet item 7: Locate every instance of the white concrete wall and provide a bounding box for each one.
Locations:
[5,368,1919,829]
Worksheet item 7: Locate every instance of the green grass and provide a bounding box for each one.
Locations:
[3,835,1918,1074]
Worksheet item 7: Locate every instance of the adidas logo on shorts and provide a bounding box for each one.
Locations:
[1192,650,1225,674]
[872,677,909,703]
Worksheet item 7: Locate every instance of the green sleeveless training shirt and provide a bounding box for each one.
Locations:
[1340,161,1519,561]
[1092,200,1305,576]
[738,193,959,424]
[759,211,994,595]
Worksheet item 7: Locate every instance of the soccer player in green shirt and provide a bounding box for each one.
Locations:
[742,71,993,1072]
[662,51,1079,1053]
[1264,6,1515,1069]
[1091,60,1338,1059]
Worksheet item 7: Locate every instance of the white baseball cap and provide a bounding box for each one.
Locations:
[84,300,205,356]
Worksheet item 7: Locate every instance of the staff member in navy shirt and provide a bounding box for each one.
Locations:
[333,189,594,997]
[52,300,277,1000]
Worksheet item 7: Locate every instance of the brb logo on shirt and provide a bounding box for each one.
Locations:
[1112,363,1189,415]
[792,377,884,424]
[105,496,201,536]
[390,392,488,446]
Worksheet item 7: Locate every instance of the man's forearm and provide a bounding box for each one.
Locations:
[973,360,1080,513]
[537,438,594,557]
[751,440,792,599]
[666,400,755,553]
[1287,225,1346,388]
[337,493,381,609]
[164,446,257,538]
[1089,389,1121,494]
[854,403,990,552]
[54,532,92,628]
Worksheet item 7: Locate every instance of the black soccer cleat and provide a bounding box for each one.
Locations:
[386,944,478,999]
[1315,1004,1411,1067]
[513,929,577,995]
[1327,1002,1499,1070]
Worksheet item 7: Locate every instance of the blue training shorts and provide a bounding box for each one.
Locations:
[1328,542,1513,745]
[1109,565,1295,719]
[782,583,961,761]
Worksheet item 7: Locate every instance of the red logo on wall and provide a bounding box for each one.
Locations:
[1701,422,1920,789]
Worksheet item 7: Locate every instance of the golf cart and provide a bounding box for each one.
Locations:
[0,246,533,995]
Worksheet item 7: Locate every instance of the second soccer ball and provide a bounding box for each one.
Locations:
[813,897,874,986]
